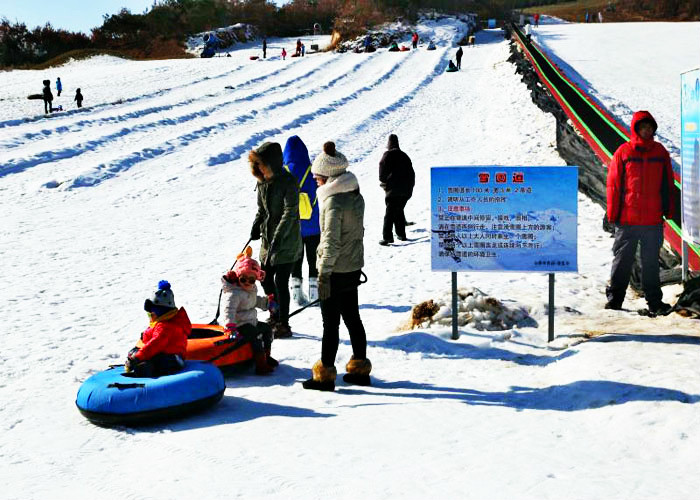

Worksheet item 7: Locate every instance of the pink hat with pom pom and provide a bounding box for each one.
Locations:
[231,246,265,281]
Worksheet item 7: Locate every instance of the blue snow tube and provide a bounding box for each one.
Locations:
[76,361,225,426]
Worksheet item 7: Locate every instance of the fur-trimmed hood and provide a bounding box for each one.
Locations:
[316,171,360,203]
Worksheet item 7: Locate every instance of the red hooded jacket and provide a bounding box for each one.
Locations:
[606,110,675,226]
[135,307,191,361]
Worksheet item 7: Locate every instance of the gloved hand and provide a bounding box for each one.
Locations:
[124,355,138,373]
[250,224,261,241]
[224,322,238,336]
[318,273,331,301]
[267,294,279,315]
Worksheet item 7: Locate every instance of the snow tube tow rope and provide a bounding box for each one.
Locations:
[76,361,225,426]
[511,22,696,270]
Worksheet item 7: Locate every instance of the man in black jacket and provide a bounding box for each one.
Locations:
[379,134,415,246]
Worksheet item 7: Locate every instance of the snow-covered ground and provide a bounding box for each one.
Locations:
[1,18,699,500]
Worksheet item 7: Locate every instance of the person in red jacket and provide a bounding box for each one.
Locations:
[605,110,675,314]
[125,280,190,377]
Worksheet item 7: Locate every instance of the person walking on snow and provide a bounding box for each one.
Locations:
[221,247,279,375]
[379,134,415,246]
[283,135,321,306]
[455,45,463,70]
[249,142,302,338]
[74,88,83,108]
[56,77,62,97]
[281,47,287,60]
[296,38,302,56]
[303,142,371,391]
[411,32,419,49]
[262,37,267,58]
[534,13,540,27]
[42,79,53,114]
[605,110,675,315]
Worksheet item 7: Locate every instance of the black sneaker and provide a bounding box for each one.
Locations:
[405,221,416,226]
[648,302,673,316]
[604,301,622,310]
[397,236,408,241]
[379,239,393,246]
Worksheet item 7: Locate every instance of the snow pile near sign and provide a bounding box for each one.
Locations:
[410,287,535,331]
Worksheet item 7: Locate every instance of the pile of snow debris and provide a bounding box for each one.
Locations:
[335,20,414,53]
[186,23,258,56]
[407,287,535,331]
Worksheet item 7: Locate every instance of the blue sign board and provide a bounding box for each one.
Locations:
[431,166,578,272]
[681,68,700,245]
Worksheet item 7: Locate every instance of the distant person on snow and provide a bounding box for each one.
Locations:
[301,43,305,57]
[249,142,302,339]
[303,141,370,391]
[364,34,372,52]
[124,280,190,377]
[296,38,302,56]
[283,135,321,306]
[456,45,463,70]
[74,88,83,108]
[427,40,436,50]
[379,134,415,246]
[598,11,603,23]
[281,47,287,60]
[221,247,279,375]
[42,79,53,114]
[585,11,590,23]
[411,32,419,49]
[262,37,267,58]
[534,13,540,27]
[605,111,675,315]
[56,77,62,97]
[524,22,532,42]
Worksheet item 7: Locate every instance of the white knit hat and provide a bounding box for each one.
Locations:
[311,142,348,178]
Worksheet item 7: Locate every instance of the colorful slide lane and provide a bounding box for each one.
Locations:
[511,23,698,271]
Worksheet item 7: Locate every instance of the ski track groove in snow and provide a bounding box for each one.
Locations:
[0,56,346,175]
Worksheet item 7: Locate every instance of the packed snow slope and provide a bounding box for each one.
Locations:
[1,18,699,500]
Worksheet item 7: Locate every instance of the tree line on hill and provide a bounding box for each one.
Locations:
[2,0,697,67]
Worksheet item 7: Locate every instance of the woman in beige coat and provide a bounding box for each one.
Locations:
[302,142,372,391]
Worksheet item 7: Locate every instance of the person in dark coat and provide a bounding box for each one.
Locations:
[283,135,321,305]
[262,37,267,59]
[456,46,463,70]
[379,134,415,246]
[605,110,675,315]
[74,88,83,108]
[249,142,303,338]
[42,80,53,114]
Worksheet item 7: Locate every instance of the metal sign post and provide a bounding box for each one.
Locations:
[548,273,555,342]
[452,272,459,340]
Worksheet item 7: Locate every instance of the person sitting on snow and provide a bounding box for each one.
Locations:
[124,280,190,377]
[221,247,279,375]
[427,40,436,50]
[388,41,400,52]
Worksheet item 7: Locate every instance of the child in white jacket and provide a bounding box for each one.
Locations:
[222,246,278,374]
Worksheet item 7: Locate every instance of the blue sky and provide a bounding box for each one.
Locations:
[1,1,159,34]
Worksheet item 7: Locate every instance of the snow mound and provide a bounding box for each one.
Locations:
[408,287,535,331]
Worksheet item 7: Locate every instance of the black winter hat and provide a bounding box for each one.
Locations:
[254,142,283,171]
[387,134,400,149]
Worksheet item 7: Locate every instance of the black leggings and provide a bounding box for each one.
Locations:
[262,262,293,324]
[320,270,367,367]
[292,234,320,279]
[237,322,272,353]
[131,353,184,378]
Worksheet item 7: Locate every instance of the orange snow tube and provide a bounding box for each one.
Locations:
[186,324,254,368]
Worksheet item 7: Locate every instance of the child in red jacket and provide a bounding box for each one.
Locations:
[125,280,191,377]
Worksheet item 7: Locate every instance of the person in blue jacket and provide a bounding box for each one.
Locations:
[56,77,62,97]
[283,135,321,305]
